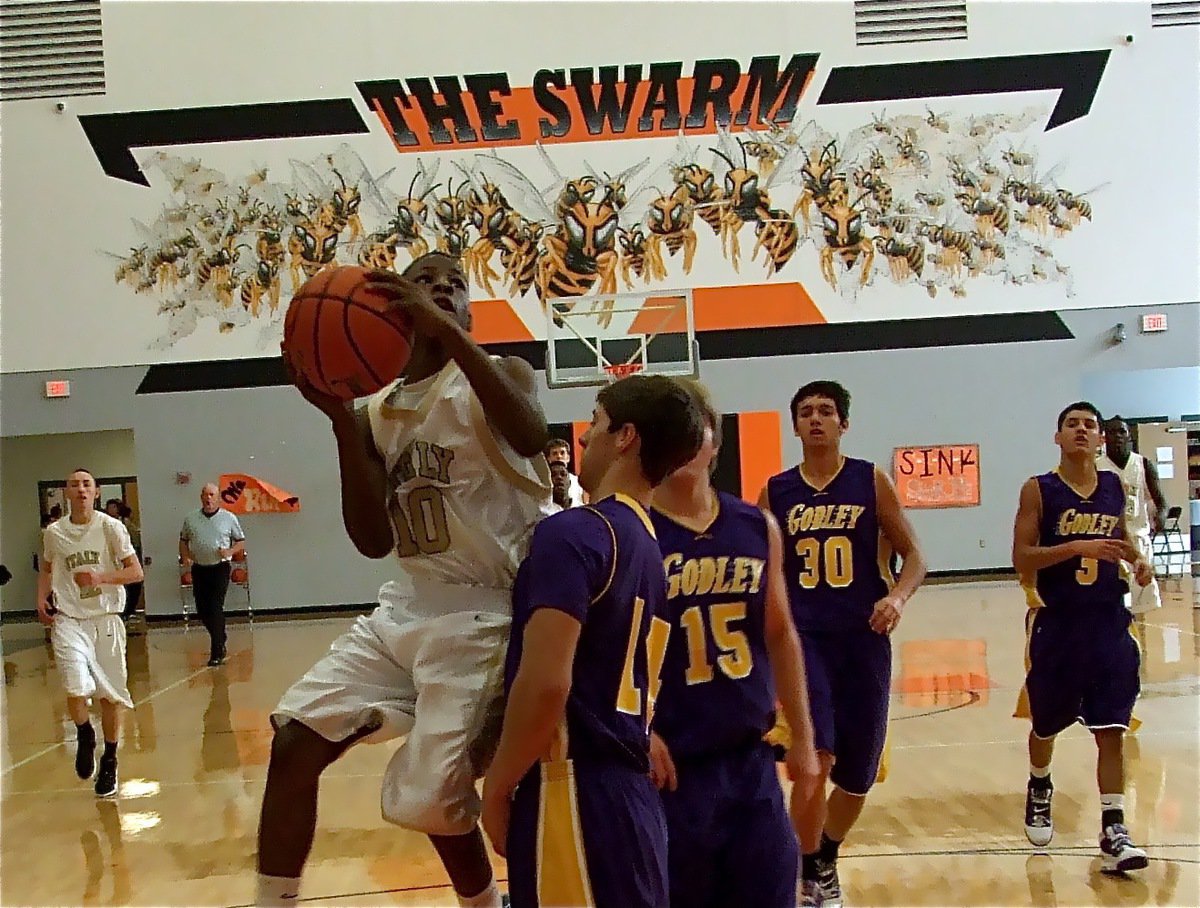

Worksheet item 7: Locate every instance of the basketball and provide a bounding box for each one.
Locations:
[282,265,414,400]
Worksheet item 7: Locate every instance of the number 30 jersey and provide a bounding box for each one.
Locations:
[366,360,554,594]
[765,457,894,634]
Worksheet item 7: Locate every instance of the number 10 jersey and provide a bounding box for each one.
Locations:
[367,360,555,595]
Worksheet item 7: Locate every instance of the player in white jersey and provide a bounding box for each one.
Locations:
[1097,417,1167,613]
[37,468,143,798]
[256,252,553,908]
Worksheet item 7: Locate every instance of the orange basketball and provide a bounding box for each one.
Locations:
[231,567,248,584]
[282,265,413,400]
[181,571,192,586]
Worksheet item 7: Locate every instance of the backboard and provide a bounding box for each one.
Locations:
[544,288,699,389]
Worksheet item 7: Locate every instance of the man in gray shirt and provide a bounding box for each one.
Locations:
[180,483,246,666]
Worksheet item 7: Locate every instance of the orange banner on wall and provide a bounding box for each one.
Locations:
[893,444,980,509]
[218,474,300,514]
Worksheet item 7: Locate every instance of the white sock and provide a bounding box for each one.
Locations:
[1100,793,1125,811]
[458,879,502,908]
[1030,764,1050,779]
[256,873,300,906]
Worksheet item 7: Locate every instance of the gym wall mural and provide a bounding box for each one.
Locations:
[2,2,1196,372]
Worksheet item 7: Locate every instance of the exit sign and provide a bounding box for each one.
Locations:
[44,380,71,398]
[1140,313,1168,333]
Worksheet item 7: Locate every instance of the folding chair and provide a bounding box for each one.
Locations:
[1151,506,1189,576]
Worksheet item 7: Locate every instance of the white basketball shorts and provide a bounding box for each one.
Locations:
[271,582,510,836]
[51,613,133,708]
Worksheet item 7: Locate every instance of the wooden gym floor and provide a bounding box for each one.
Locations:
[2,577,1197,907]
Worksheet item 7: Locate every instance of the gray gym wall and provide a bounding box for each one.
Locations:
[2,301,1197,618]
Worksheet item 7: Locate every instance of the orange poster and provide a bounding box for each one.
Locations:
[218,474,301,514]
[893,444,980,509]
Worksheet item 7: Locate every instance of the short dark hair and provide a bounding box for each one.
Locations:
[68,467,96,482]
[597,375,705,486]
[403,251,462,273]
[545,437,571,455]
[1057,401,1102,430]
[791,381,851,423]
[677,378,722,450]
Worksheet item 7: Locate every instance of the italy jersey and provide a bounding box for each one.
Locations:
[1031,469,1128,610]
[765,457,893,634]
[650,492,777,759]
[366,360,554,596]
[505,494,671,773]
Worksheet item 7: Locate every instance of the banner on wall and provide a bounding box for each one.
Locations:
[218,474,300,514]
[893,444,980,509]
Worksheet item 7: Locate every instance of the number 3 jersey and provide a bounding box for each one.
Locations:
[650,492,776,760]
[765,457,894,634]
[366,360,554,598]
[1030,470,1128,610]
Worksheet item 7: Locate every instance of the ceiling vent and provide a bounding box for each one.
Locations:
[855,0,969,45]
[1,0,105,102]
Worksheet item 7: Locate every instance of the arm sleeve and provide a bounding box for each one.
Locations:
[230,514,246,542]
[105,518,137,562]
[520,509,615,623]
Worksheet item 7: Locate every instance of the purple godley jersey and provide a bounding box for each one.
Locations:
[505,494,670,774]
[1032,469,1128,610]
[766,457,894,634]
[650,492,777,759]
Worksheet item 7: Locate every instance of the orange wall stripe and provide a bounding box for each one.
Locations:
[470,298,536,344]
[737,411,783,504]
[627,282,826,337]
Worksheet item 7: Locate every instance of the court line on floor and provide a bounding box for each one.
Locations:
[229,842,1200,905]
[2,664,212,776]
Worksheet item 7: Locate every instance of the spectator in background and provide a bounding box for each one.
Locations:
[548,461,573,510]
[544,437,586,507]
[180,483,246,666]
[105,499,144,621]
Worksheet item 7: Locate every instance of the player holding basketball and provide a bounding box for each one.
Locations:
[646,379,822,908]
[481,375,705,908]
[1012,402,1153,873]
[256,252,554,908]
[761,381,927,907]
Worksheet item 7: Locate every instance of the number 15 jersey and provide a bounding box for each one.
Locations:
[765,457,894,634]
[367,360,554,594]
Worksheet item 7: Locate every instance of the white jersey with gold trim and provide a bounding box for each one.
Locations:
[1096,452,1149,535]
[366,360,554,597]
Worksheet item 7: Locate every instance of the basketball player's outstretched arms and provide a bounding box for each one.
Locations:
[282,355,393,559]
[366,271,549,457]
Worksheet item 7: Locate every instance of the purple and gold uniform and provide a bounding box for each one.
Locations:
[650,491,798,908]
[1025,470,1139,739]
[765,457,892,795]
[505,494,671,908]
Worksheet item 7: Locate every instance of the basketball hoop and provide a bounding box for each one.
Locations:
[603,362,645,380]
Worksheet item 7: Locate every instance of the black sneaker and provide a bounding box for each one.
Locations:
[1100,823,1148,874]
[95,755,118,798]
[207,653,226,666]
[1025,781,1053,846]
[75,728,96,780]
[815,857,843,908]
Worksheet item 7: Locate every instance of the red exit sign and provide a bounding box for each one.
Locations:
[44,380,71,398]
[1140,313,1168,333]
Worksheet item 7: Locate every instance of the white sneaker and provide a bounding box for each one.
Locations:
[1024,782,1053,847]
[1100,824,1148,874]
